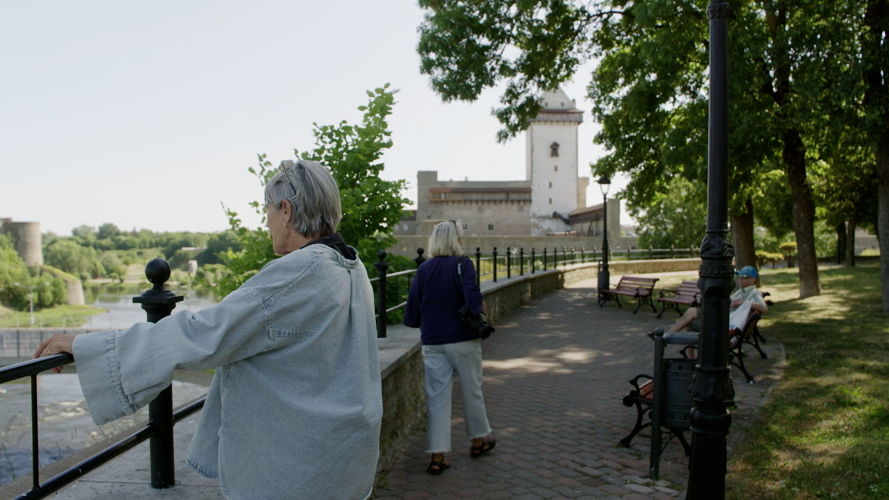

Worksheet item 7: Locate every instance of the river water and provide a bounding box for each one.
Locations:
[83,286,219,330]
[0,288,219,487]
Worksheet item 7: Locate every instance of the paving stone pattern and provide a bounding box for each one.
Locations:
[375,278,782,499]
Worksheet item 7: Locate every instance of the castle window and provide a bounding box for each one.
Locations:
[548,181,552,188]
[463,223,468,230]
[550,142,560,157]
[554,165,558,172]
[488,224,494,231]
[548,198,552,205]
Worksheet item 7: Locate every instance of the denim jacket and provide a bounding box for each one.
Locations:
[73,244,382,499]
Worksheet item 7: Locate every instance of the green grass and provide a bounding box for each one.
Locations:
[726,262,889,500]
[0,304,105,328]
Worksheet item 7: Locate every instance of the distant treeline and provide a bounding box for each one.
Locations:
[42,223,242,282]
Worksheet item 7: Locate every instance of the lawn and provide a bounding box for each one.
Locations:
[726,261,889,499]
[0,304,105,328]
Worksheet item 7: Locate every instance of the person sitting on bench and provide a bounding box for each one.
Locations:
[667,266,768,334]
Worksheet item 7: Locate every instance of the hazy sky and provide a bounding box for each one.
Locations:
[1,0,625,236]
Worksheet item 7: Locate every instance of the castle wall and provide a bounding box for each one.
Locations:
[413,171,533,236]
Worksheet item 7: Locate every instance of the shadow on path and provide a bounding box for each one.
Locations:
[375,278,784,499]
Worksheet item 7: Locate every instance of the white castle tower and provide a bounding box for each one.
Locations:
[525,88,584,236]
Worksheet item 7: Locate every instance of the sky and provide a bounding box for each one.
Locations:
[0,0,627,236]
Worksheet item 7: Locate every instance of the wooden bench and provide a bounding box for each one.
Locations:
[656,280,700,318]
[730,311,767,383]
[678,311,768,384]
[599,276,659,313]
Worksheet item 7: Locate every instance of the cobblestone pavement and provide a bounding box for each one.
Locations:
[374,278,783,499]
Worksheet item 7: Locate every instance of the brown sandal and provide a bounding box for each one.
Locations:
[426,455,451,475]
[470,438,497,458]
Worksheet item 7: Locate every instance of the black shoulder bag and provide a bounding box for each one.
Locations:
[455,257,495,339]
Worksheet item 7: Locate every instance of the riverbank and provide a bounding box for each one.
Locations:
[0,304,104,328]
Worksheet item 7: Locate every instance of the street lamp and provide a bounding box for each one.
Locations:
[597,176,611,300]
[686,2,735,499]
[13,282,35,327]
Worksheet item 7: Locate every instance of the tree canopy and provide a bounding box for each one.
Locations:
[417,0,884,301]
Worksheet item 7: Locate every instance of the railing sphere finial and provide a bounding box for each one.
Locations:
[145,258,171,287]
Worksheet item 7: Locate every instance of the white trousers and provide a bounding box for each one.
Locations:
[422,339,492,453]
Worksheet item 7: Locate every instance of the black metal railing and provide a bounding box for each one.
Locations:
[368,245,700,337]
[0,259,206,499]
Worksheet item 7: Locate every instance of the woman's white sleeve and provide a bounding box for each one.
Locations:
[73,289,266,425]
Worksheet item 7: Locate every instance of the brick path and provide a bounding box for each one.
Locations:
[374,277,782,499]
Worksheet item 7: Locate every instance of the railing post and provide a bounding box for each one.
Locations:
[506,247,512,279]
[531,248,536,274]
[492,247,498,282]
[133,258,183,489]
[415,248,427,268]
[475,247,481,286]
[374,250,389,338]
[581,246,586,263]
[543,248,547,270]
[519,248,525,275]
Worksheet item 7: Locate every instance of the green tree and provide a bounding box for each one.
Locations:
[97,222,122,240]
[415,0,859,299]
[303,85,409,253]
[197,230,243,266]
[44,239,104,279]
[70,225,97,246]
[630,176,707,250]
[207,86,409,297]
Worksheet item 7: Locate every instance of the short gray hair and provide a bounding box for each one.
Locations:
[264,160,342,238]
[428,220,463,257]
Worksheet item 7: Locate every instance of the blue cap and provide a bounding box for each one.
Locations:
[736,265,759,279]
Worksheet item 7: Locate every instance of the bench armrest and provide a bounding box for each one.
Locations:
[664,331,699,346]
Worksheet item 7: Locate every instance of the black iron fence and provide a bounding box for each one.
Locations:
[369,246,698,337]
[0,259,204,500]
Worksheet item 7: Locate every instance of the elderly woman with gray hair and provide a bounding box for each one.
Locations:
[404,220,496,475]
[34,160,382,499]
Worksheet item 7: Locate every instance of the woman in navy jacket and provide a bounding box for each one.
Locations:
[404,220,496,475]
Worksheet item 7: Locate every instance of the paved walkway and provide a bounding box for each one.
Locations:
[374,277,784,499]
[8,275,782,499]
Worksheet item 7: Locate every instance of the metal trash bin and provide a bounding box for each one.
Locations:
[649,330,698,478]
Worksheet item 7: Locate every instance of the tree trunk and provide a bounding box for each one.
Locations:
[845,220,857,267]
[782,128,821,298]
[731,198,756,269]
[878,131,889,311]
[864,0,888,311]
[836,221,847,264]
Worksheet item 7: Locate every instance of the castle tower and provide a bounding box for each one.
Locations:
[1,219,43,266]
[525,88,584,235]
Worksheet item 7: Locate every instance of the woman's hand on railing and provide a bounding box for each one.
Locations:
[34,333,75,373]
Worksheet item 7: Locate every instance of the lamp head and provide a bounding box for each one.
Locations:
[597,175,611,197]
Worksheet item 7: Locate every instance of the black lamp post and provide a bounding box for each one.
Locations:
[686,2,734,499]
[597,176,611,297]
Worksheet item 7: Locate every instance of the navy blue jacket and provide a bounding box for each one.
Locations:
[403,256,484,345]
